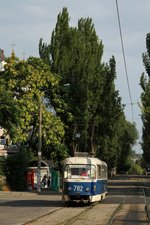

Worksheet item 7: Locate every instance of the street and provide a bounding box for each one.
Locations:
[0,191,63,225]
[0,175,150,225]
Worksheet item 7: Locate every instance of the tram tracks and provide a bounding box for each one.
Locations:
[24,200,111,225]
[24,178,150,225]
[23,207,63,225]
[107,184,150,225]
[24,199,117,225]
[23,204,90,225]
[24,187,148,225]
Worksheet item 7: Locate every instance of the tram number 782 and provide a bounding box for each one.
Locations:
[74,185,83,192]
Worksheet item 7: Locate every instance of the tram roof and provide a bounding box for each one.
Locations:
[63,157,107,166]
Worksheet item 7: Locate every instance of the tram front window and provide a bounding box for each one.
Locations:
[64,165,96,179]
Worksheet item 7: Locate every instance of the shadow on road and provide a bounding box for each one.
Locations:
[0,199,64,207]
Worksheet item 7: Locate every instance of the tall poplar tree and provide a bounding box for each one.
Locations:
[39,7,137,170]
[140,33,150,163]
[39,8,105,155]
[95,56,123,168]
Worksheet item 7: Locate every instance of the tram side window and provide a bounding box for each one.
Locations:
[97,165,101,179]
[101,165,107,178]
[97,165,107,179]
[64,165,71,178]
[91,165,96,178]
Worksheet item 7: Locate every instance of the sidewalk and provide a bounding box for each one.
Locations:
[0,188,62,197]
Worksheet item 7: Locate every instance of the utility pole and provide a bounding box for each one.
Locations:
[37,102,42,193]
[36,84,70,192]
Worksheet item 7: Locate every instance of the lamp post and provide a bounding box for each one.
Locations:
[37,101,42,193]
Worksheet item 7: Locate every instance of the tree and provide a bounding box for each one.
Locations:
[39,8,105,155]
[140,33,150,163]
[38,7,137,171]
[0,83,19,139]
[116,118,138,172]
[4,149,30,191]
[95,56,124,169]
[0,52,20,138]
[1,56,67,160]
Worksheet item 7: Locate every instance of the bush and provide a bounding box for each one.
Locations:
[0,176,4,191]
[0,157,5,176]
[128,163,144,175]
[4,150,31,191]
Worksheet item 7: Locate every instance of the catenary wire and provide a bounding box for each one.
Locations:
[115,0,134,122]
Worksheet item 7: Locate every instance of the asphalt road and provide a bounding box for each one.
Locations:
[1,175,150,225]
[0,191,63,225]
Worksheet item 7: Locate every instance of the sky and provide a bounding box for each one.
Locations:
[1,0,150,154]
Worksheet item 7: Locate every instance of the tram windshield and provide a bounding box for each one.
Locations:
[64,164,96,179]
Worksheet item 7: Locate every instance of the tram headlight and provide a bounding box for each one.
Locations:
[93,185,96,191]
[68,186,72,191]
[85,187,90,192]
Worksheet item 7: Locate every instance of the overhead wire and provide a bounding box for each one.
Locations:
[115,0,134,123]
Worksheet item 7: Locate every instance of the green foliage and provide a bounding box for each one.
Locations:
[0,7,139,172]
[4,150,31,191]
[0,157,5,176]
[140,33,150,163]
[117,119,138,172]
[1,56,66,160]
[39,7,138,170]
[128,163,144,175]
[96,57,124,169]
[0,83,19,138]
[48,143,69,165]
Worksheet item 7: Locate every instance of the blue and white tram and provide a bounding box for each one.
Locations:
[62,157,107,204]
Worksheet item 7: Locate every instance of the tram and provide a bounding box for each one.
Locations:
[62,156,107,204]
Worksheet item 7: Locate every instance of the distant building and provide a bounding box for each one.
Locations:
[131,153,142,163]
[0,49,6,71]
